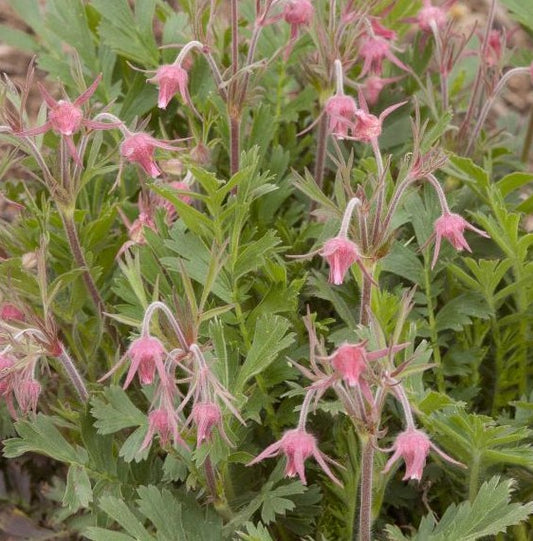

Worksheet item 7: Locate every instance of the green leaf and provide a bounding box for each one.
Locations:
[496,172,533,198]
[381,242,424,285]
[84,529,137,541]
[448,155,489,189]
[97,495,154,541]
[233,231,282,279]
[386,477,533,540]
[435,292,490,331]
[0,24,39,52]
[46,0,97,71]
[3,414,85,464]
[236,522,275,541]
[500,0,533,32]
[91,386,147,434]
[63,464,93,511]
[260,481,306,524]
[236,314,295,392]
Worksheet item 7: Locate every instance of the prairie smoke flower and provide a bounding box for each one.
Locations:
[123,335,167,389]
[383,427,462,481]
[362,75,401,106]
[147,64,190,110]
[351,100,406,143]
[485,30,503,68]
[17,74,113,164]
[0,353,15,395]
[140,407,187,450]
[319,236,359,285]
[0,303,25,322]
[359,36,409,77]
[248,428,341,486]
[283,0,314,39]
[319,236,376,286]
[14,377,41,415]
[191,402,233,447]
[431,212,489,269]
[120,132,180,178]
[417,0,448,32]
[325,95,358,139]
[370,18,397,41]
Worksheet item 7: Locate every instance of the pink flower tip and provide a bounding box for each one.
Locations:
[248,428,342,486]
[120,133,178,178]
[192,402,226,446]
[432,212,489,269]
[148,64,189,109]
[417,1,447,32]
[0,303,25,322]
[283,0,314,26]
[124,335,166,388]
[383,427,463,481]
[319,236,360,285]
[325,95,357,139]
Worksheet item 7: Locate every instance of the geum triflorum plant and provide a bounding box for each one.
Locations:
[1,0,533,540]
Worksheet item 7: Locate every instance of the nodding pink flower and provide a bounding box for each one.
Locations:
[431,212,489,269]
[319,236,359,285]
[17,74,114,164]
[359,37,409,77]
[351,95,407,143]
[283,0,314,39]
[124,335,167,389]
[147,64,190,109]
[383,427,462,481]
[485,30,503,67]
[362,76,401,106]
[0,354,15,395]
[120,132,180,178]
[417,0,447,32]
[192,402,233,447]
[370,18,397,41]
[140,407,188,451]
[248,428,342,486]
[14,377,41,415]
[0,303,25,322]
[325,95,358,139]
[327,341,409,401]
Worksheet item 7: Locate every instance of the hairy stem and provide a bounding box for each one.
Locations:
[58,346,89,402]
[357,437,375,541]
[424,256,445,392]
[230,116,240,175]
[314,114,328,189]
[60,210,104,317]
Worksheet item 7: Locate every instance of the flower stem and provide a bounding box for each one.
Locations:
[314,114,328,190]
[60,209,104,317]
[58,345,89,402]
[357,437,375,541]
[230,116,240,175]
[521,106,533,163]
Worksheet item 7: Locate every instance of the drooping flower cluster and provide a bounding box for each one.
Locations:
[99,302,243,453]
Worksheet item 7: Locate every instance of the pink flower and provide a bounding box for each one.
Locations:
[140,407,187,450]
[283,0,314,39]
[327,341,409,401]
[14,377,41,415]
[124,335,167,389]
[319,236,359,285]
[248,428,342,486]
[0,303,25,322]
[325,95,358,139]
[359,37,409,77]
[485,30,503,67]
[192,402,233,447]
[120,132,180,178]
[370,18,396,41]
[147,64,190,109]
[431,212,489,269]
[350,93,406,143]
[0,354,15,396]
[362,76,401,106]
[383,427,462,481]
[417,0,447,32]
[17,74,114,164]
